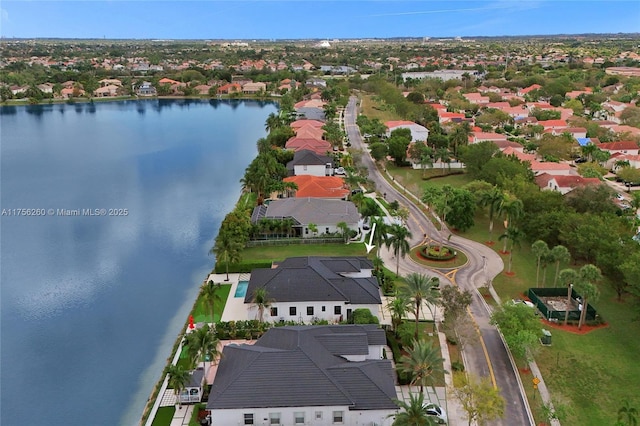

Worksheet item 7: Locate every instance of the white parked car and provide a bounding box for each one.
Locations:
[425,403,448,424]
[616,193,624,201]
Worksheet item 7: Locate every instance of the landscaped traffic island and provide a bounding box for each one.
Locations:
[410,244,468,268]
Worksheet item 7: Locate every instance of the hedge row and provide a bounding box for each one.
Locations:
[213,261,273,274]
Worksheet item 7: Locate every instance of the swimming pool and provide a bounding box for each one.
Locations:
[234,281,249,298]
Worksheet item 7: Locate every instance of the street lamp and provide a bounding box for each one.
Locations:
[564,284,573,326]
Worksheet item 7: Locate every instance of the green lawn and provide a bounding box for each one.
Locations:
[360,94,402,123]
[151,406,175,426]
[241,243,367,262]
[191,284,232,323]
[384,164,640,425]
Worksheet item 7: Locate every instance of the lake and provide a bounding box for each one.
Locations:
[0,99,277,425]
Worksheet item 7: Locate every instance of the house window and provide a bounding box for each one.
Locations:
[244,413,254,425]
[326,227,329,233]
[270,307,278,317]
[315,411,323,420]
[307,306,314,316]
[322,306,326,312]
[269,413,281,425]
[334,306,342,315]
[290,306,297,316]
[303,165,308,170]
[333,411,344,424]
[294,412,305,424]
[305,228,309,235]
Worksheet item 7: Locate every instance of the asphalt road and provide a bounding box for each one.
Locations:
[345,96,534,426]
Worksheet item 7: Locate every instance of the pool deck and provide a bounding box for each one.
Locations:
[206,273,251,322]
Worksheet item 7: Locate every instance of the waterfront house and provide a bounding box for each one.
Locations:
[206,324,396,425]
[286,149,334,176]
[136,82,157,96]
[251,198,360,238]
[285,137,332,155]
[244,257,382,323]
[282,176,349,199]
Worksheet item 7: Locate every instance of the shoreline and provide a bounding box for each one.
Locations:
[1,94,279,107]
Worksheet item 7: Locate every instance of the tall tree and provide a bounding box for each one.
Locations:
[386,224,413,276]
[531,240,550,288]
[398,339,446,394]
[490,302,541,366]
[401,273,440,339]
[575,264,602,330]
[558,269,578,325]
[210,231,243,281]
[499,227,523,274]
[499,196,524,253]
[336,221,350,243]
[480,186,506,244]
[550,245,571,287]
[201,280,222,323]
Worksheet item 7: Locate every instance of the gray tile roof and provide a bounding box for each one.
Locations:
[287,149,333,170]
[261,198,360,226]
[206,325,396,410]
[244,257,381,305]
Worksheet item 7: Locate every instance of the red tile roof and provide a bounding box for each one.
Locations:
[283,176,349,199]
[597,141,640,151]
[285,137,332,154]
[290,119,324,129]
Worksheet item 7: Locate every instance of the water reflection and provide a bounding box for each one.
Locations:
[0,99,277,426]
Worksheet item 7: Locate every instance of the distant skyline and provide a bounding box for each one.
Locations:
[1,1,639,40]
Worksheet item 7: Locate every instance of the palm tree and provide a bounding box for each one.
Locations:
[386,224,413,276]
[336,221,350,243]
[499,227,523,275]
[370,216,389,258]
[575,264,602,330]
[251,287,273,323]
[398,339,446,394]
[531,240,550,288]
[167,364,190,408]
[265,112,283,132]
[308,222,318,237]
[499,196,523,253]
[559,268,578,325]
[391,392,438,426]
[387,294,411,335]
[617,399,639,426]
[185,324,219,372]
[480,186,506,244]
[550,245,571,287]
[435,147,450,175]
[201,280,222,323]
[402,273,440,339]
[209,231,242,281]
[581,143,598,163]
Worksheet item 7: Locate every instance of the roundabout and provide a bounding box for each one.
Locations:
[410,244,469,269]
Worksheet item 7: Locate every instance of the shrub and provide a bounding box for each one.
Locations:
[451,361,465,372]
[419,245,457,261]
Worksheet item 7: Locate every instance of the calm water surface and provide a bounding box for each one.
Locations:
[0,99,276,425]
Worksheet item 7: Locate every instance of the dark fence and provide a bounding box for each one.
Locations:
[528,287,597,322]
[247,237,343,246]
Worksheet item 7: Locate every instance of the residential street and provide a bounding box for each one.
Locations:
[345,96,534,426]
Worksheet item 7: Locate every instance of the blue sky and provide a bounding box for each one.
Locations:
[1,1,638,39]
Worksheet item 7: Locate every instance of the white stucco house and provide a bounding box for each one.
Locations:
[244,256,382,323]
[385,120,429,142]
[206,324,396,426]
[286,149,334,177]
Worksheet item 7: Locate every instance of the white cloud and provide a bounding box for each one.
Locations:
[1,8,9,22]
